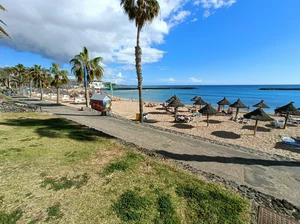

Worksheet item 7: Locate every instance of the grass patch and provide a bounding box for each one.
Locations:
[113,190,151,222]
[103,152,143,175]
[176,181,249,223]
[0,113,250,223]
[155,194,180,224]
[46,203,63,221]
[0,209,23,224]
[41,173,89,191]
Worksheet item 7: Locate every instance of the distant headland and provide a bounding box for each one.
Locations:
[259,88,300,90]
[114,87,197,90]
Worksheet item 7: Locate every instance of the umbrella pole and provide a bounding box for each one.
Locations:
[254,120,258,136]
[284,114,288,129]
[174,107,177,122]
[235,108,239,120]
[207,114,209,127]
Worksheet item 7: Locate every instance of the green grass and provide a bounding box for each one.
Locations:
[0,112,250,223]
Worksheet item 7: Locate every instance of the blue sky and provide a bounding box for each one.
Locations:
[1,0,300,85]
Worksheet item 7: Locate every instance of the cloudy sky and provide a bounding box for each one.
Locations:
[1,0,300,85]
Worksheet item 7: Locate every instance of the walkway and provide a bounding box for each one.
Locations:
[13,97,300,207]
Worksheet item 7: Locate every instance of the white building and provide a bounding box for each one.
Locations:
[89,81,104,89]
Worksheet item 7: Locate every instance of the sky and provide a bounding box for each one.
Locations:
[1,0,300,85]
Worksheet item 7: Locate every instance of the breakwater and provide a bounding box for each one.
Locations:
[114,87,197,90]
[259,88,300,90]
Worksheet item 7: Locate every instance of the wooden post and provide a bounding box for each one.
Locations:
[284,114,288,129]
[207,114,209,127]
[254,120,258,135]
[235,108,239,120]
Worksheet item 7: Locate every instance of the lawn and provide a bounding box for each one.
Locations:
[0,112,250,223]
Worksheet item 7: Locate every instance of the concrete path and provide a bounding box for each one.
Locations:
[13,97,300,207]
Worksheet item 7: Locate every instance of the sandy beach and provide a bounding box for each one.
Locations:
[51,92,300,161]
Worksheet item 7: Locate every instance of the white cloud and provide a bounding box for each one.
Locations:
[194,0,236,17]
[160,77,175,83]
[190,18,198,22]
[169,10,191,27]
[189,77,202,83]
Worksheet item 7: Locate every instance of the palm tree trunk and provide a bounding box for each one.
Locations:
[136,27,143,122]
[40,79,43,101]
[57,87,60,104]
[84,80,89,107]
[29,79,32,98]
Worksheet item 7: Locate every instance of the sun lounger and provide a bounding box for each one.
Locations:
[274,119,285,128]
[288,116,300,124]
[280,136,300,147]
[242,118,251,124]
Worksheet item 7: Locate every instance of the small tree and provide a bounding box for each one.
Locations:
[50,63,69,104]
[70,46,104,107]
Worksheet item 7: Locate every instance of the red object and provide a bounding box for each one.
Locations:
[100,89,103,94]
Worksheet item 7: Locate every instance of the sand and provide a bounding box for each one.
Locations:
[40,92,300,161]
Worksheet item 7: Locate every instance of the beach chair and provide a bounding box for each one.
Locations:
[274,119,285,128]
[280,136,300,147]
[288,116,300,124]
[242,118,251,124]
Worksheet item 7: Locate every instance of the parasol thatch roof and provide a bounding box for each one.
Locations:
[199,103,217,115]
[230,98,248,108]
[166,95,177,103]
[217,97,231,105]
[190,96,200,101]
[274,102,300,115]
[194,97,207,106]
[167,96,185,107]
[244,108,273,121]
[253,100,270,108]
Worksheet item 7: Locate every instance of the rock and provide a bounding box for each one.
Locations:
[281,199,294,210]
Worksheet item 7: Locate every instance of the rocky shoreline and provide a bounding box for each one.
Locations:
[0,101,41,113]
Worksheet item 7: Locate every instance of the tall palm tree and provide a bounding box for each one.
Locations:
[0,67,9,87]
[70,46,104,107]
[0,5,11,39]
[120,0,160,122]
[50,63,69,104]
[13,63,26,94]
[31,65,45,100]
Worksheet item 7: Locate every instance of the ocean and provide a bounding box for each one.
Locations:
[110,85,300,113]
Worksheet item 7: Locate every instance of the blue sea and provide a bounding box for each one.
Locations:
[110,85,300,113]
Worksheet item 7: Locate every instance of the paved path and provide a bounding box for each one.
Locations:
[14,97,300,207]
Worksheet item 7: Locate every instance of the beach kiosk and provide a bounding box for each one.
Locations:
[90,93,112,115]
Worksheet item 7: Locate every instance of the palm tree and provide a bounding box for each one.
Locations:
[0,67,9,87]
[120,0,160,122]
[0,5,11,39]
[70,46,104,107]
[31,65,45,100]
[13,63,26,94]
[50,63,69,104]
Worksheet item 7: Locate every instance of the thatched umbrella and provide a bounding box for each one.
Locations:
[274,102,300,129]
[217,97,231,111]
[199,103,217,127]
[190,96,200,101]
[253,100,270,109]
[230,98,248,120]
[243,108,273,135]
[167,96,185,121]
[166,95,177,103]
[193,97,207,109]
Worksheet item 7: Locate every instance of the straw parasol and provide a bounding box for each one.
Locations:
[167,96,185,121]
[199,103,217,126]
[193,97,207,109]
[217,97,231,112]
[190,96,200,101]
[274,102,300,129]
[166,95,177,103]
[230,98,248,120]
[243,108,273,135]
[253,100,270,109]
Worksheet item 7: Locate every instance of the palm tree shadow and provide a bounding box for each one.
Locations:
[0,118,111,141]
[202,119,222,124]
[211,131,241,139]
[155,150,300,167]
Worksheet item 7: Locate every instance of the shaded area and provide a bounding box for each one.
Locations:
[147,111,167,115]
[56,113,100,117]
[173,124,194,129]
[274,142,300,154]
[0,118,114,141]
[144,119,159,124]
[202,119,222,124]
[242,125,271,132]
[156,150,300,167]
[211,131,241,139]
